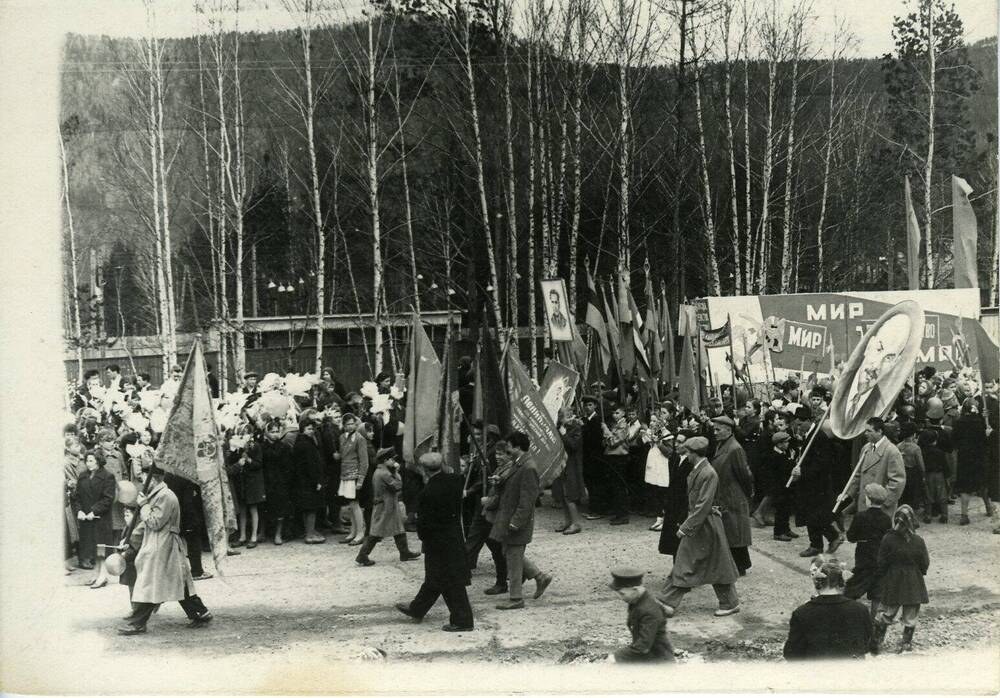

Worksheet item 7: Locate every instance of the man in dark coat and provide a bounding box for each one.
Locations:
[709,416,754,574]
[396,452,474,632]
[783,556,873,660]
[491,431,554,610]
[163,473,211,580]
[464,423,508,594]
[580,395,609,519]
[609,567,674,663]
[790,425,844,557]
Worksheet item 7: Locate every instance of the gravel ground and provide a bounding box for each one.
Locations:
[58,495,1000,671]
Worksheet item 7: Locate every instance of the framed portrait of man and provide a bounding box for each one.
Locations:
[829,300,925,439]
[539,278,573,342]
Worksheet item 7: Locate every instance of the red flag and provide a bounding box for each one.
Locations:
[602,285,622,368]
[403,313,442,464]
[660,286,675,387]
[905,176,921,290]
[643,266,661,377]
[505,350,567,488]
[612,278,635,376]
[627,285,650,372]
[584,266,611,371]
[154,338,237,572]
[677,335,700,413]
[952,175,978,289]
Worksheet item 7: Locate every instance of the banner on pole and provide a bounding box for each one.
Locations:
[505,352,567,488]
[539,360,580,423]
[539,278,573,342]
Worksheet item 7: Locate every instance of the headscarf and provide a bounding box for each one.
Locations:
[892,504,917,540]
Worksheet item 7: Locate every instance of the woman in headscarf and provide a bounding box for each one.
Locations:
[873,505,929,653]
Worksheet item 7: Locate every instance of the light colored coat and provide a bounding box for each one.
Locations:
[669,459,739,587]
[845,437,906,516]
[132,481,194,604]
[369,464,405,538]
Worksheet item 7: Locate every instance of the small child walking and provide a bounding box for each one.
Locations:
[873,505,930,653]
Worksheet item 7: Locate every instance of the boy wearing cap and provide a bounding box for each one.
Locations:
[609,567,674,663]
[355,449,421,566]
[843,483,893,618]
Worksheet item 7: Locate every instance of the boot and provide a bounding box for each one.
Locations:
[355,536,378,566]
[394,534,421,561]
[871,617,889,655]
[898,625,915,653]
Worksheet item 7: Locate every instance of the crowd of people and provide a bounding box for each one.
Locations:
[61,358,999,655]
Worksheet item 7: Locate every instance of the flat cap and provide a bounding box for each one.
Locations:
[711,415,736,428]
[685,436,710,454]
[771,431,791,445]
[375,447,396,463]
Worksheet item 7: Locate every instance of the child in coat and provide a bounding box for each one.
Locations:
[919,430,949,524]
[873,505,930,653]
[843,483,893,619]
[609,567,674,663]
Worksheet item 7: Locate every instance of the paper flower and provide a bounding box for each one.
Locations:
[369,393,393,415]
[284,373,314,397]
[125,412,150,432]
[258,372,283,392]
[138,390,162,413]
[783,402,802,415]
[259,391,291,419]
[125,443,149,459]
[360,381,379,400]
[229,434,249,451]
[389,385,404,400]
[149,408,168,433]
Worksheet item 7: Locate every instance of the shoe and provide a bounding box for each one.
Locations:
[442,623,474,632]
[484,584,508,596]
[562,525,582,535]
[189,611,213,627]
[609,517,629,526]
[339,536,354,544]
[554,524,569,533]
[117,625,147,635]
[399,552,421,562]
[649,517,664,531]
[960,515,971,526]
[246,541,257,549]
[496,599,525,610]
[356,558,375,567]
[898,626,915,653]
[922,514,932,524]
[713,605,741,617]
[226,549,241,556]
[584,513,604,521]
[79,562,94,570]
[395,603,422,621]
[348,538,364,546]
[799,547,822,558]
[788,530,800,539]
[274,538,284,546]
[327,527,349,535]
[192,572,214,581]
[533,574,553,599]
[772,533,793,542]
[827,534,845,554]
[305,536,327,544]
[232,540,246,548]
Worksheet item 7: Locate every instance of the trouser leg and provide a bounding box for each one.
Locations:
[606,456,629,518]
[521,552,541,581]
[712,583,739,610]
[465,517,488,567]
[658,582,690,610]
[485,537,507,585]
[408,582,441,619]
[356,535,380,561]
[393,534,413,557]
[184,530,204,577]
[441,584,474,628]
[504,543,526,600]
[126,602,157,629]
[806,525,824,550]
[773,494,791,535]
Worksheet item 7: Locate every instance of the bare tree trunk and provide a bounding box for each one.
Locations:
[196,33,219,336]
[923,1,936,288]
[722,1,742,295]
[779,48,800,293]
[741,0,753,294]
[394,65,420,316]
[527,39,538,380]
[251,244,259,316]
[815,54,836,292]
[692,37,720,295]
[59,133,84,381]
[367,16,384,375]
[461,6,503,334]
[756,50,776,293]
[230,21,247,376]
[145,29,171,378]
[212,19,230,389]
[152,31,177,366]
[567,0,586,316]
[301,20,326,373]
[501,20,518,331]
[617,46,631,276]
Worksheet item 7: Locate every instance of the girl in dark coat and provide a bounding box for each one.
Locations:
[874,505,929,653]
[261,420,295,544]
[554,408,585,535]
[74,451,116,587]
[657,435,693,558]
[232,438,265,548]
[293,414,327,544]
[953,398,991,525]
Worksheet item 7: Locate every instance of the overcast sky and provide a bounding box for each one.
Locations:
[14,0,1000,57]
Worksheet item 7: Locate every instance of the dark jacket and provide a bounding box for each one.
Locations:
[783,594,873,660]
[416,471,470,589]
[658,454,692,557]
[843,506,892,601]
[163,472,204,533]
[74,466,116,546]
[261,437,294,520]
[761,447,794,498]
[293,432,325,511]
[613,591,675,663]
[794,430,839,528]
[581,412,605,462]
[877,530,929,606]
[490,455,540,545]
[921,445,948,474]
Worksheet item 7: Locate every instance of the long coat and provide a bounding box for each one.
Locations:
[953,413,987,493]
[709,436,754,548]
[416,471,470,589]
[783,595,873,660]
[556,420,586,503]
[845,437,906,516]
[293,433,325,511]
[613,591,674,663]
[658,454,692,557]
[795,430,839,528]
[369,464,405,538]
[261,437,294,520]
[877,530,929,606]
[74,467,116,553]
[668,459,739,587]
[132,481,195,604]
[236,441,267,506]
[843,506,892,601]
[490,455,540,545]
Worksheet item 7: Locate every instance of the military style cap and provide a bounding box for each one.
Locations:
[610,567,645,590]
